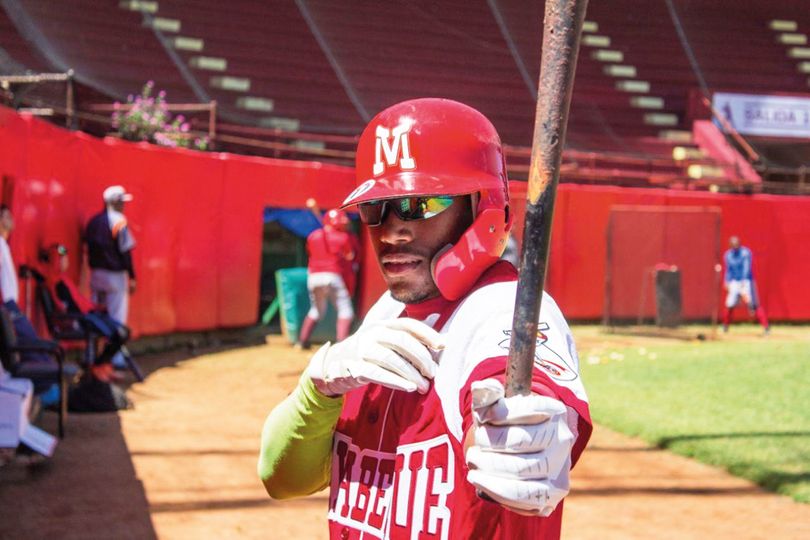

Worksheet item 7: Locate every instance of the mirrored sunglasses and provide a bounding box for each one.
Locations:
[358,196,455,227]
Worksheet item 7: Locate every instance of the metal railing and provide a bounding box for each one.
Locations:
[2,72,808,195]
[0,70,75,128]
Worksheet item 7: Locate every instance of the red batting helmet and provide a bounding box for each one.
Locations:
[323,208,349,230]
[341,98,512,300]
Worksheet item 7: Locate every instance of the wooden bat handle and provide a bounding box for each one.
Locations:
[505,0,589,397]
[306,198,323,224]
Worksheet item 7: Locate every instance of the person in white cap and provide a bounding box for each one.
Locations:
[84,186,136,368]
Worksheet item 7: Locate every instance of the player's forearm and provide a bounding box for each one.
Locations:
[258,375,343,499]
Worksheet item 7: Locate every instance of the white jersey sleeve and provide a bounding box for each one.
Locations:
[435,281,588,443]
[357,283,589,450]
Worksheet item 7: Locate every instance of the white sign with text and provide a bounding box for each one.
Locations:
[713,92,810,138]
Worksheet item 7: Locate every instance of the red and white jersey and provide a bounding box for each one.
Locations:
[328,262,592,539]
[307,227,360,293]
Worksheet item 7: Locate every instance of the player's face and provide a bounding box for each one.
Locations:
[368,196,473,304]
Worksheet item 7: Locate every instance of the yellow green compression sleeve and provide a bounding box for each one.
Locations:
[258,374,343,499]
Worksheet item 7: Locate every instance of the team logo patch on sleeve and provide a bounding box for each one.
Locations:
[497,323,578,381]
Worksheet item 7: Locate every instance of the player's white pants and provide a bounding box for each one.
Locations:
[306,272,353,320]
[90,269,130,367]
[90,269,130,324]
[725,279,756,309]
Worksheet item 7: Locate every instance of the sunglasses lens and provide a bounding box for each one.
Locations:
[358,201,385,225]
[393,197,455,220]
[358,196,455,226]
[418,197,454,219]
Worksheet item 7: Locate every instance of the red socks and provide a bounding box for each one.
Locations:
[755,306,769,330]
[721,305,769,331]
[297,316,317,346]
[337,318,353,342]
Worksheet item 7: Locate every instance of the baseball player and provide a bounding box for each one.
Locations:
[259,99,591,539]
[721,235,769,334]
[296,209,360,349]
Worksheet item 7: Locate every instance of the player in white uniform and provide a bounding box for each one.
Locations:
[259,99,591,539]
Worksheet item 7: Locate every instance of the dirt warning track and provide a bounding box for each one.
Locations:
[1,335,808,539]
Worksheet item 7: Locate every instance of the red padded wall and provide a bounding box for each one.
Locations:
[0,107,355,336]
[2,106,809,336]
[522,185,810,321]
[358,182,810,321]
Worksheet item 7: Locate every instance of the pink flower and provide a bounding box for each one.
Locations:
[154,133,177,148]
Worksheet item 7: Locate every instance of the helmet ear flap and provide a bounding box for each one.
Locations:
[430,243,454,285]
[432,206,510,300]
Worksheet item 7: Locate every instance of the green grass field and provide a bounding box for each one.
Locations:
[575,325,810,503]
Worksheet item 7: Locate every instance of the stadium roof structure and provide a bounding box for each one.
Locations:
[1,0,809,190]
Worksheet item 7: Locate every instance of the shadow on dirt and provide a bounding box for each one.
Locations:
[0,326,279,539]
[0,411,158,539]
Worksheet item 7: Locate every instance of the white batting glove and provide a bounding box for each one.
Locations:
[465,378,574,517]
[305,318,444,397]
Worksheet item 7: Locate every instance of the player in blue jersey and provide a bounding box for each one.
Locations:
[721,236,769,334]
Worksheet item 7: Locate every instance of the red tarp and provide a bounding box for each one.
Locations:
[508,183,810,321]
[0,107,354,336]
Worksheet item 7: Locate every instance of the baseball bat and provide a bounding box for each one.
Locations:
[505,0,589,397]
[305,197,323,225]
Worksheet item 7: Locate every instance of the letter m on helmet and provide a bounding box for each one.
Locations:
[373,124,416,176]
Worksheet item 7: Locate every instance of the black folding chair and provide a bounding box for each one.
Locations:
[51,278,144,382]
[20,265,106,373]
[0,306,69,438]
[25,266,144,382]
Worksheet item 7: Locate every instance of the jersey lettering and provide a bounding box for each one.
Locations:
[329,433,453,539]
[373,124,416,176]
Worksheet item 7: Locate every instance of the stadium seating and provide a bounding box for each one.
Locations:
[1,0,807,186]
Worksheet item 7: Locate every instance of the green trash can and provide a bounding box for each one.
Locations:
[275,267,338,344]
